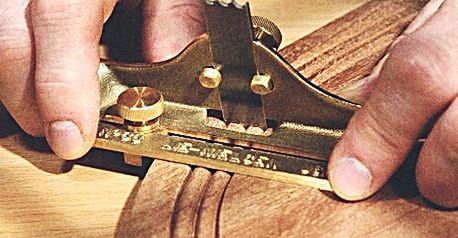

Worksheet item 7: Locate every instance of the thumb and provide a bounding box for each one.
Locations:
[31,0,117,160]
[328,0,458,201]
[142,0,206,62]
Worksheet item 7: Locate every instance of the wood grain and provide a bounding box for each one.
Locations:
[114,160,191,237]
[249,0,368,47]
[172,168,211,238]
[1,1,457,238]
[0,138,138,237]
[216,1,458,237]
[219,175,458,237]
[280,0,429,102]
[196,172,231,238]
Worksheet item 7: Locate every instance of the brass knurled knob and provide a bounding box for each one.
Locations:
[117,87,164,123]
[252,16,283,50]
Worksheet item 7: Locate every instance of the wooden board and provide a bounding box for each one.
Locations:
[281,0,429,103]
[0,0,456,237]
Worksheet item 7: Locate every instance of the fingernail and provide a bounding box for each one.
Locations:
[46,121,84,160]
[330,157,373,201]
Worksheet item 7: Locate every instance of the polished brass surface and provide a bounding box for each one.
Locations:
[117,87,164,122]
[95,0,361,190]
[252,16,283,50]
[198,67,223,89]
[99,36,358,129]
[117,87,164,133]
[205,1,267,128]
[124,121,159,134]
[97,102,335,190]
[123,153,143,167]
[251,74,274,95]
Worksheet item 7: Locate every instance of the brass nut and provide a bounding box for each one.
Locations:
[117,87,164,132]
[199,67,222,89]
[251,74,274,95]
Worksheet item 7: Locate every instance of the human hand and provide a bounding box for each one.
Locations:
[328,0,458,209]
[0,0,205,159]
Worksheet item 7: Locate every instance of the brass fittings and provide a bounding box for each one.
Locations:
[251,74,274,95]
[252,16,283,50]
[198,67,222,89]
[117,87,164,133]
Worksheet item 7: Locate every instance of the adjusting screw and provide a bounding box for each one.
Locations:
[117,86,164,133]
[198,66,222,89]
[251,74,274,95]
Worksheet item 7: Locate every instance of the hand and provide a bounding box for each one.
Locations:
[0,0,205,159]
[328,0,458,209]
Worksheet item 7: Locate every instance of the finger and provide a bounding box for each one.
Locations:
[103,0,118,22]
[0,1,43,136]
[404,0,445,34]
[142,0,206,62]
[31,0,116,160]
[338,0,445,103]
[328,0,458,201]
[417,97,458,209]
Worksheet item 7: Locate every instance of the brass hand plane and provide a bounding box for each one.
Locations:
[95,0,360,191]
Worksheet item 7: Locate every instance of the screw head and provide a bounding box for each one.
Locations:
[251,74,274,95]
[199,67,222,89]
[252,16,283,50]
[117,87,164,123]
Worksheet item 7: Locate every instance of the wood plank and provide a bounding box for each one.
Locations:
[250,0,368,47]
[219,175,457,237]
[195,171,231,238]
[0,141,138,237]
[280,0,429,102]
[172,168,212,238]
[217,0,457,236]
[114,160,191,237]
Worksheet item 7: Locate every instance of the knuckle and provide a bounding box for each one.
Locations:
[0,27,31,62]
[147,0,205,25]
[386,36,457,100]
[31,0,102,50]
[34,66,98,98]
[32,0,96,30]
[33,5,78,25]
[0,8,31,62]
[35,68,79,89]
[166,1,204,14]
[357,105,412,157]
